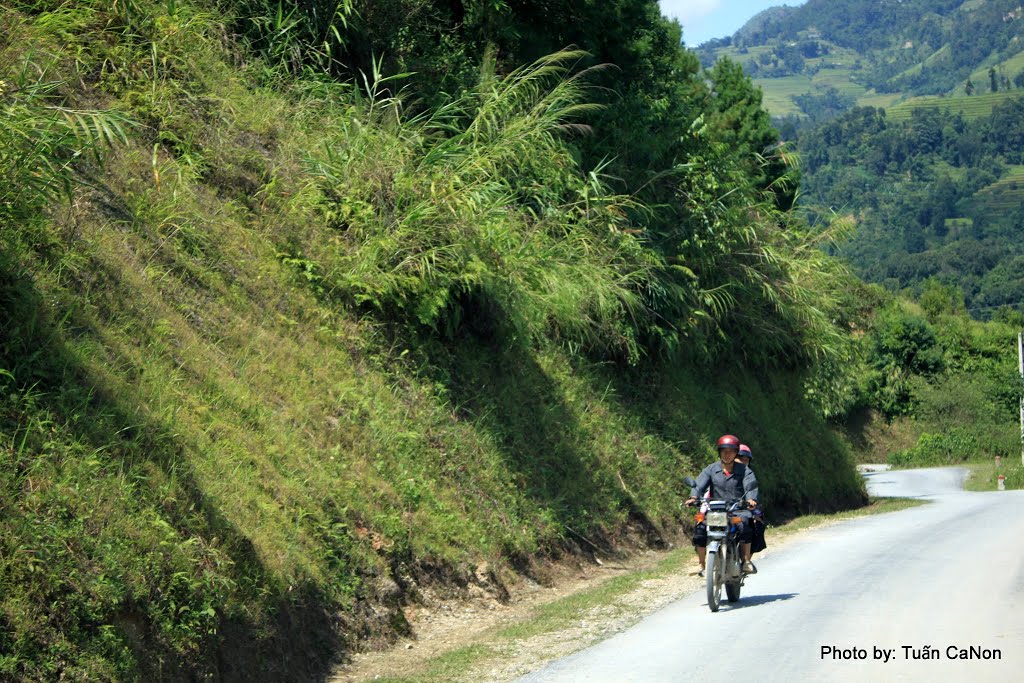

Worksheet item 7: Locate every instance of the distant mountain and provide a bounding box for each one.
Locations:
[729,0,965,50]
[732,5,800,45]
[699,0,1024,119]
[697,1,1024,316]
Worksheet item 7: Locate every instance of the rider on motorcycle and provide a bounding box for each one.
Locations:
[686,435,759,574]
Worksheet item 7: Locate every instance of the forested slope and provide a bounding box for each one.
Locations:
[0,1,891,678]
[794,100,1024,314]
[693,1,1024,317]
[701,0,1024,117]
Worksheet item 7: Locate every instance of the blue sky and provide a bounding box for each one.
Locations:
[659,0,809,47]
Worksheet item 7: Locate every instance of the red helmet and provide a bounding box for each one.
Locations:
[716,434,740,451]
[738,444,752,459]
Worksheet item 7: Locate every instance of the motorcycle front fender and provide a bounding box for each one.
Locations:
[707,540,721,555]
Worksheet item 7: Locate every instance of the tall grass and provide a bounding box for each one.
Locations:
[0,45,128,230]
[306,50,654,359]
[225,0,357,74]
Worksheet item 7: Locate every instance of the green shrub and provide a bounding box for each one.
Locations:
[864,306,943,416]
[0,57,128,229]
[872,307,943,374]
[888,424,1019,466]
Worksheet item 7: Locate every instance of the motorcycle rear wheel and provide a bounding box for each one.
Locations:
[726,579,741,602]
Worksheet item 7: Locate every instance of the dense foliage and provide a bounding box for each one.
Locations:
[225,0,709,194]
[795,99,1024,316]
[852,289,1021,467]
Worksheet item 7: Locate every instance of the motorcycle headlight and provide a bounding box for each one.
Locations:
[706,511,727,527]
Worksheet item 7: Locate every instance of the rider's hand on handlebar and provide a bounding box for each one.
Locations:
[747,499,758,510]
[685,497,697,507]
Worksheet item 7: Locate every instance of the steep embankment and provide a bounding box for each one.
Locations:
[1,2,864,679]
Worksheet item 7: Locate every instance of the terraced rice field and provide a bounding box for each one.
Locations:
[965,165,1024,213]
[811,68,867,98]
[714,44,773,67]
[754,75,812,117]
[755,64,871,118]
[718,40,868,118]
[858,91,903,109]
[886,90,1024,121]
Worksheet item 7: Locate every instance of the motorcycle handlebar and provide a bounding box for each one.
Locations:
[685,498,758,511]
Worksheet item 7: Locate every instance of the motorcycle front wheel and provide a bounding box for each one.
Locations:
[706,547,724,612]
[726,543,742,602]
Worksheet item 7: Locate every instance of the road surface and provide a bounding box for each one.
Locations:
[518,467,1024,682]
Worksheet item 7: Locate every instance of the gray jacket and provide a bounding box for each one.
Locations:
[690,461,759,503]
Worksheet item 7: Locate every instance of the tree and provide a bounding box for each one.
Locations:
[865,306,944,417]
[965,78,975,95]
[919,278,965,321]
[706,57,796,209]
[794,86,856,123]
[903,223,926,254]
[990,67,998,93]
[991,305,1024,327]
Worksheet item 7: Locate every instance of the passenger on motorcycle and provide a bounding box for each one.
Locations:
[686,434,759,574]
[736,444,767,556]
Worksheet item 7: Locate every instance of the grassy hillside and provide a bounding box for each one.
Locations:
[1,183,864,678]
[961,50,1024,93]
[0,1,866,679]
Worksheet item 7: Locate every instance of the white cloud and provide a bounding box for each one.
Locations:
[659,0,724,23]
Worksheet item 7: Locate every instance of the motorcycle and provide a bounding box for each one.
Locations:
[684,477,749,612]
[699,499,748,612]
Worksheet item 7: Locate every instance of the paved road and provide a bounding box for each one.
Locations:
[518,467,1024,682]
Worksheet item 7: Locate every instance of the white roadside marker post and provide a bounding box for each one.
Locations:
[1019,331,1024,467]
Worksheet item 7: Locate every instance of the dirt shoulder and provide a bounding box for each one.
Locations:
[330,546,695,683]
[329,498,922,683]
